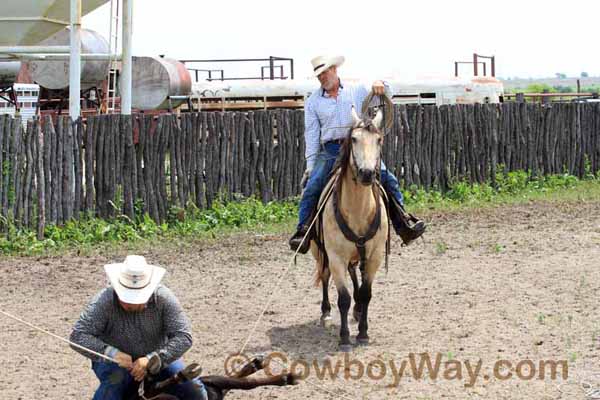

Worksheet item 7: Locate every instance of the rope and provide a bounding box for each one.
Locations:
[236,176,357,400]
[237,179,337,356]
[0,309,117,363]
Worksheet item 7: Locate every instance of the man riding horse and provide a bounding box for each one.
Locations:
[289,55,426,253]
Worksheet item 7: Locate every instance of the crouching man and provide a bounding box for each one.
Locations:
[70,255,207,400]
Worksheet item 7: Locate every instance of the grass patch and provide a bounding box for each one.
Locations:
[1,170,600,256]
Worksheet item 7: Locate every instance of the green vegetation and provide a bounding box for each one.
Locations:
[504,83,600,95]
[403,165,600,213]
[1,169,600,256]
[0,197,298,255]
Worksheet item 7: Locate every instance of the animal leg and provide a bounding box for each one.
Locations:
[201,373,298,392]
[320,266,332,327]
[357,260,379,345]
[329,257,352,352]
[348,262,361,322]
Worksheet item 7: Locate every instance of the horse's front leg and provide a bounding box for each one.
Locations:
[329,255,352,352]
[348,262,361,322]
[356,256,381,346]
[320,266,332,328]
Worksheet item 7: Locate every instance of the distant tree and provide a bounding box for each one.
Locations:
[555,72,567,79]
[526,83,556,93]
[582,85,600,93]
[581,72,589,78]
[553,85,573,93]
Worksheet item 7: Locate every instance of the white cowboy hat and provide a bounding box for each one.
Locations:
[311,55,345,77]
[104,255,166,304]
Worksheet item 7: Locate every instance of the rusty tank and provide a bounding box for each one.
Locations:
[131,56,192,110]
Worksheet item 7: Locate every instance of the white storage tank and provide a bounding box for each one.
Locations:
[28,28,109,90]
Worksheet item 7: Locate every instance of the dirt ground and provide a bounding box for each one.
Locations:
[1,199,600,400]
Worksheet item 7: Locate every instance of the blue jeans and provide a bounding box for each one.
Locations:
[91,359,208,400]
[298,142,404,228]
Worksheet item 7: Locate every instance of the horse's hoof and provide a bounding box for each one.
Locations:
[338,343,353,353]
[320,315,332,328]
[356,336,369,346]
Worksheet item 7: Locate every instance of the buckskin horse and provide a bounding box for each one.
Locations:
[125,354,297,400]
[311,97,393,352]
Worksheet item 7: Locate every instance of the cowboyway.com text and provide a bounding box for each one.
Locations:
[232,352,569,387]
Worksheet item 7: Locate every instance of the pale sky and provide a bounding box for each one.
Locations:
[83,0,600,81]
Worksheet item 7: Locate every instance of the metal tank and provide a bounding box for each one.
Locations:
[131,56,192,110]
[192,79,319,99]
[0,62,21,85]
[27,28,109,90]
[192,76,504,105]
[0,0,109,46]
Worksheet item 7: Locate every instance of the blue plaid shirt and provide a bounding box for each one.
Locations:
[304,80,391,170]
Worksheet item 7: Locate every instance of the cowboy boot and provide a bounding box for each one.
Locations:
[388,196,426,245]
[289,225,311,254]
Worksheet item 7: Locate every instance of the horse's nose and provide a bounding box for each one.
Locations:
[358,168,374,183]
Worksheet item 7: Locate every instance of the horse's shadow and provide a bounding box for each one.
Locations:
[246,318,344,362]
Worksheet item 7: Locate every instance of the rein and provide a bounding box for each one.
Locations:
[332,177,382,272]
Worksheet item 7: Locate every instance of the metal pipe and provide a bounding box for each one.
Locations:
[180,57,293,63]
[1,53,121,61]
[0,46,71,54]
[121,0,133,115]
[69,0,82,118]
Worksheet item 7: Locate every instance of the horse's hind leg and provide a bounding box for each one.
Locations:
[320,266,332,328]
[348,262,361,322]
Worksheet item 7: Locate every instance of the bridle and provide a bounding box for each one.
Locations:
[347,121,383,185]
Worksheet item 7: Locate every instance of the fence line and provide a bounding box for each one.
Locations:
[0,102,598,236]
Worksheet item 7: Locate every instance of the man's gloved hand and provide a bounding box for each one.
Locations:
[114,351,133,370]
[371,80,386,95]
[301,169,312,189]
[131,356,150,382]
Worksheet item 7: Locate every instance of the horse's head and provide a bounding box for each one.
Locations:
[343,106,385,186]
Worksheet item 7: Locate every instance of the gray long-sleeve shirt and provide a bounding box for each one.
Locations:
[70,285,192,367]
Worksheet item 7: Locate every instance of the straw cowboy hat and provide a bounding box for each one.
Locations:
[311,55,345,77]
[104,255,166,304]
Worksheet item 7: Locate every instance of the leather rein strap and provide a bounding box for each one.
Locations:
[332,177,382,272]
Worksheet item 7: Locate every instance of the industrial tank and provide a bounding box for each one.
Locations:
[131,56,192,110]
[0,62,21,85]
[28,28,109,90]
